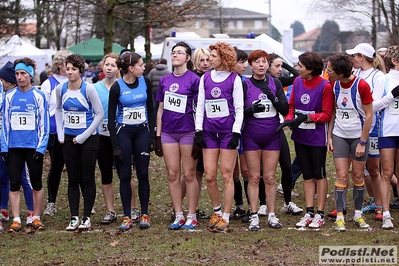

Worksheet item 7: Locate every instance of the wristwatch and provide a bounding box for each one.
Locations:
[358,139,367,146]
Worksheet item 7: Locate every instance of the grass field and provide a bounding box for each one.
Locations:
[2,130,399,265]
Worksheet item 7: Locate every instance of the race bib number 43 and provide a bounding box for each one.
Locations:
[205,99,229,118]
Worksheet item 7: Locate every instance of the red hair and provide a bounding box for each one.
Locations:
[209,42,237,72]
[248,50,270,65]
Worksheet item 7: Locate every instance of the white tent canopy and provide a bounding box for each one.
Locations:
[255,33,301,63]
[0,35,49,74]
[131,35,163,60]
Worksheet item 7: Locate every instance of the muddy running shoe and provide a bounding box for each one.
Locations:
[382,216,394,230]
[78,216,91,231]
[8,221,22,233]
[282,202,303,215]
[296,213,313,228]
[258,205,268,216]
[354,216,370,229]
[101,211,117,225]
[32,218,45,230]
[249,215,260,231]
[207,213,221,230]
[214,217,229,232]
[230,207,246,220]
[181,219,199,230]
[119,216,133,231]
[168,217,185,230]
[139,214,150,229]
[131,208,140,223]
[43,203,57,216]
[66,216,79,231]
[308,214,324,229]
[334,218,346,232]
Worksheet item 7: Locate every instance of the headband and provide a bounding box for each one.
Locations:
[15,63,34,79]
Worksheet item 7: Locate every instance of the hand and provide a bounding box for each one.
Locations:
[289,112,308,130]
[391,85,399,98]
[113,149,123,161]
[149,136,156,152]
[32,151,42,160]
[155,136,163,157]
[244,100,265,115]
[260,83,277,103]
[275,120,292,132]
[227,133,241,149]
[191,139,202,160]
[1,152,8,163]
[195,131,207,148]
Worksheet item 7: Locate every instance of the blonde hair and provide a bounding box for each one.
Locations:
[103,52,121,78]
[209,42,237,72]
[192,47,210,72]
[51,50,74,74]
[384,45,399,70]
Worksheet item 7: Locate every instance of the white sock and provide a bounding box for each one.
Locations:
[222,213,230,223]
[175,211,184,220]
[354,210,362,220]
[383,211,391,218]
[268,212,275,219]
[13,217,21,224]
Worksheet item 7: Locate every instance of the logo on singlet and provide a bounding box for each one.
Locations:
[258,93,267,100]
[169,83,179,92]
[341,97,348,107]
[25,103,35,111]
[300,93,310,105]
[211,87,221,98]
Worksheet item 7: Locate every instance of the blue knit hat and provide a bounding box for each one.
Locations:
[0,61,17,84]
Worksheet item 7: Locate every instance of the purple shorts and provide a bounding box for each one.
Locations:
[203,131,237,149]
[161,131,194,145]
[242,131,281,151]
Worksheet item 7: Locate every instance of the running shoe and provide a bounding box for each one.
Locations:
[214,217,229,232]
[230,207,246,220]
[354,216,370,229]
[258,205,268,216]
[119,216,133,231]
[8,221,22,233]
[308,214,324,229]
[26,212,34,225]
[43,203,57,216]
[78,216,91,231]
[139,214,150,229]
[296,213,313,228]
[282,202,303,215]
[196,209,210,220]
[0,221,3,231]
[276,184,284,195]
[242,210,251,223]
[268,216,282,229]
[375,208,383,221]
[0,210,9,221]
[131,208,140,223]
[207,213,221,230]
[66,216,80,231]
[362,202,376,213]
[101,211,117,224]
[181,219,199,230]
[389,198,399,209]
[168,217,185,230]
[382,216,394,230]
[334,218,346,231]
[249,215,260,231]
[32,218,45,230]
[327,209,347,218]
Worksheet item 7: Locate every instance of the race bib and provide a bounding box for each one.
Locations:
[11,112,35,131]
[295,109,315,130]
[369,137,379,156]
[253,99,277,118]
[122,106,146,125]
[205,99,229,118]
[388,99,399,115]
[164,91,187,113]
[100,119,109,136]
[336,107,359,125]
[64,111,86,129]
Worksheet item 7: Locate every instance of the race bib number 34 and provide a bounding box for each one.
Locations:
[11,112,35,130]
[205,99,229,118]
[164,91,187,113]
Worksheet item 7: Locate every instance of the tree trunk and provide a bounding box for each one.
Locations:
[103,0,116,55]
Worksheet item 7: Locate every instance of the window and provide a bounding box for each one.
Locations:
[209,21,214,29]
[254,20,262,29]
[237,21,243,29]
[228,21,235,29]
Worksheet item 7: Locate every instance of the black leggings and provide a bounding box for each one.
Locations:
[63,134,99,217]
[116,125,150,217]
[46,134,64,203]
[279,131,293,204]
[98,135,113,185]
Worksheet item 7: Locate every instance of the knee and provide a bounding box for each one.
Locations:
[205,173,216,184]
[335,172,348,184]
[263,175,276,186]
[248,175,260,185]
[381,170,394,182]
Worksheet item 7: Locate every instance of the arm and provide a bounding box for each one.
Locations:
[195,76,205,131]
[145,77,155,136]
[285,86,296,121]
[327,105,336,154]
[41,79,51,103]
[273,78,288,116]
[108,83,120,150]
[36,93,50,154]
[308,82,334,123]
[355,102,373,158]
[278,62,299,87]
[54,84,64,143]
[75,84,104,144]
[232,75,244,134]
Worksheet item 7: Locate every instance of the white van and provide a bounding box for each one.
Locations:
[161,36,300,75]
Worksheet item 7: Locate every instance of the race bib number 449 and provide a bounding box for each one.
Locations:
[164,91,187,113]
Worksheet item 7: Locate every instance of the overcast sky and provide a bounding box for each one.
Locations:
[225,0,353,34]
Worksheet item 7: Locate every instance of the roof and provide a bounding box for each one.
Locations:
[294,28,321,41]
[68,38,125,62]
[199,7,269,19]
